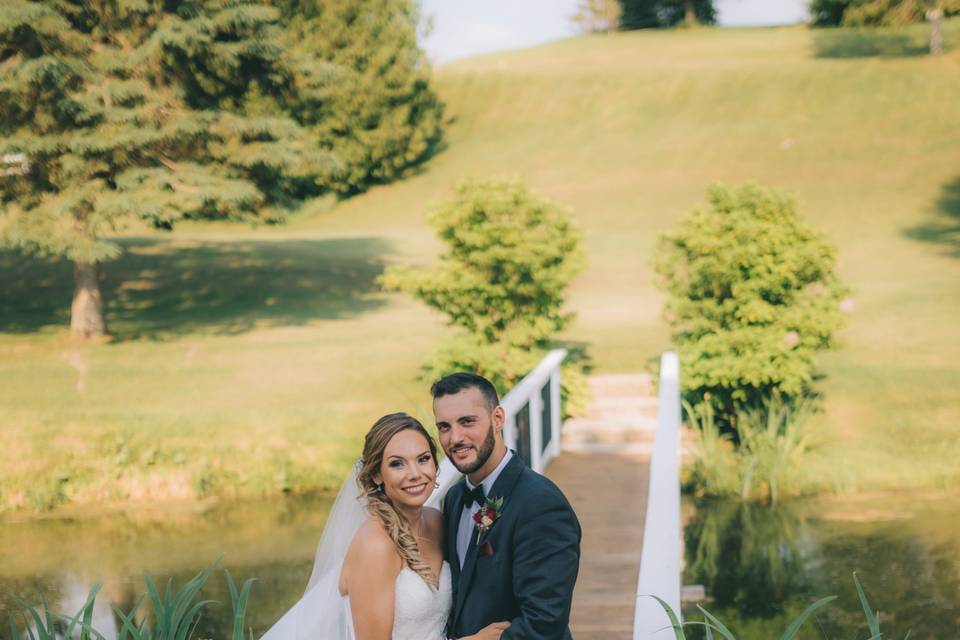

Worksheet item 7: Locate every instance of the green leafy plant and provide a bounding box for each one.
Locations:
[381,178,589,415]
[684,397,816,502]
[650,572,914,640]
[6,561,254,640]
[653,183,850,428]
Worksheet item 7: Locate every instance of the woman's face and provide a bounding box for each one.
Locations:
[374,429,437,510]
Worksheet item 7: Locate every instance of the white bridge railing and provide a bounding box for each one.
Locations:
[633,351,682,639]
[429,349,567,505]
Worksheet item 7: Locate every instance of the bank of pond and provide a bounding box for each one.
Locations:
[2,492,958,639]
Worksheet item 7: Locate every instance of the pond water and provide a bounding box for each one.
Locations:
[681,492,960,639]
[0,497,334,639]
[3,491,958,639]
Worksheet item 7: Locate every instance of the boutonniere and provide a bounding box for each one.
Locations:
[473,496,504,537]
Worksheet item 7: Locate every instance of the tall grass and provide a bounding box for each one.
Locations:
[6,561,255,640]
[684,398,816,504]
[652,573,910,640]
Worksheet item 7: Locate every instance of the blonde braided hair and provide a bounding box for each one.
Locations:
[357,412,440,589]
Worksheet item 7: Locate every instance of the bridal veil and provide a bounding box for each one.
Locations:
[260,462,366,640]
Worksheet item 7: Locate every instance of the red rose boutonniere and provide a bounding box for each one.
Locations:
[473,496,504,537]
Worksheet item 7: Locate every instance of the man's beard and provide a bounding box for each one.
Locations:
[450,421,496,474]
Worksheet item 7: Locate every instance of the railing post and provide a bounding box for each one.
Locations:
[530,387,543,473]
[549,367,562,459]
[633,351,682,639]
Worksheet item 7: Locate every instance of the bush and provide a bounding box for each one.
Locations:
[653,184,850,426]
[381,178,588,415]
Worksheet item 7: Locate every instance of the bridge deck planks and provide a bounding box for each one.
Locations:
[546,450,651,640]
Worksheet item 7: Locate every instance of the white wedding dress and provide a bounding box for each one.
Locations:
[260,461,455,640]
[342,562,452,640]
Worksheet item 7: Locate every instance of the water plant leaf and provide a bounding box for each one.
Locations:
[646,594,686,640]
[854,572,881,638]
[8,611,20,640]
[14,595,51,640]
[226,570,256,640]
[174,599,216,640]
[112,595,147,640]
[698,605,737,640]
[779,596,837,640]
[62,582,103,640]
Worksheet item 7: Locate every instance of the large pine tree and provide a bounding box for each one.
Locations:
[278,0,444,195]
[0,0,334,337]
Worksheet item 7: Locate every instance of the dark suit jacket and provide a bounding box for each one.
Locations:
[443,454,581,640]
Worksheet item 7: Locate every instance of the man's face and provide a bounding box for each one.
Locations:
[433,387,504,476]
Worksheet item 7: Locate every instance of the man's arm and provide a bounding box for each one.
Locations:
[503,487,581,640]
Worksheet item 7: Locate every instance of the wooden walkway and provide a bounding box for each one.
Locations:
[545,374,657,640]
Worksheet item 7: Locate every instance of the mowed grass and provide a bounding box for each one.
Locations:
[2,22,959,511]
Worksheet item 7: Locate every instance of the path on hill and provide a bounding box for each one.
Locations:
[545,374,657,640]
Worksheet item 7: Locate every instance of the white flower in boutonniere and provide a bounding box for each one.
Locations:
[472,496,504,536]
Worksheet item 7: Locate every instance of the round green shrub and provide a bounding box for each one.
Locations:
[653,183,850,424]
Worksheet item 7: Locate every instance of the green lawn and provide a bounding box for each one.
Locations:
[2,22,959,512]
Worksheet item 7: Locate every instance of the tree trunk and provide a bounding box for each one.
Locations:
[685,0,697,26]
[71,260,108,338]
[928,7,944,55]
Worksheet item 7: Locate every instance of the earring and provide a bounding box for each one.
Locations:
[377,482,385,493]
[434,481,440,489]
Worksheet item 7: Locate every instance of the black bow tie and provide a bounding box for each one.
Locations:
[466,485,486,508]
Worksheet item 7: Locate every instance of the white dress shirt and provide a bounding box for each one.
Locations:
[456,449,513,567]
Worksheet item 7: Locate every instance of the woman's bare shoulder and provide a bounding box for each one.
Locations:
[349,517,399,560]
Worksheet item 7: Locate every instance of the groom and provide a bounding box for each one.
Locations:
[432,373,581,639]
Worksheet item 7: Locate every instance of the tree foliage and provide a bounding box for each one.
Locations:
[619,0,716,29]
[810,0,960,26]
[572,0,623,33]
[653,184,850,423]
[0,0,443,336]
[278,0,443,195]
[0,0,331,258]
[381,178,589,415]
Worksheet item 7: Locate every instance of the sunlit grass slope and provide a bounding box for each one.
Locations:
[2,22,958,511]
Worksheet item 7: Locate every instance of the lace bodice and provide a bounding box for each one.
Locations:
[343,561,451,640]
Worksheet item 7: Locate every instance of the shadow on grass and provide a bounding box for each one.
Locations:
[0,236,391,339]
[904,177,960,257]
[812,27,932,58]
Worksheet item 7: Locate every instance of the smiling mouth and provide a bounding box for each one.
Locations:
[402,483,428,495]
[452,446,474,457]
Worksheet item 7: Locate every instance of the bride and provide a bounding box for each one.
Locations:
[262,412,509,640]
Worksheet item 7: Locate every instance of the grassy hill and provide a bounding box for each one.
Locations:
[2,22,959,512]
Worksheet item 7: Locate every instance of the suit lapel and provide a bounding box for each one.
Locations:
[453,454,525,621]
[446,479,466,585]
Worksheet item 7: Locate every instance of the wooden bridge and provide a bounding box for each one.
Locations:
[550,375,656,639]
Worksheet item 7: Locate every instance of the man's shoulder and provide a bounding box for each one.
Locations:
[513,465,574,508]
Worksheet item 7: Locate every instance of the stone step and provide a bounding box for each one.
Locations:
[564,415,658,433]
[586,373,654,397]
[561,441,655,455]
[562,426,655,446]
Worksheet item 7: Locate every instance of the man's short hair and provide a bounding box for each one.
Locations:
[430,372,500,412]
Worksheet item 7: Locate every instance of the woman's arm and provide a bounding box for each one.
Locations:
[342,521,402,640]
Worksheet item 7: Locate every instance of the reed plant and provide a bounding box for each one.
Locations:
[685,397,816,504]
[651,573,911,640]
[6,561,255,640]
